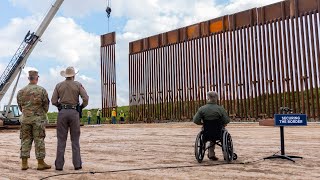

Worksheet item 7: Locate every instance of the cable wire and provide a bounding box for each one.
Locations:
[40,158,265,180]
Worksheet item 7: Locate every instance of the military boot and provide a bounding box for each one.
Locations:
[37,159,51,170]
[21,158,29,170]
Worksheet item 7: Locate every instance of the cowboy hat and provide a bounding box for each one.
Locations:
[60,66,78,77]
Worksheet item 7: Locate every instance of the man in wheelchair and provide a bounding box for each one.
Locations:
[193,91,236,162]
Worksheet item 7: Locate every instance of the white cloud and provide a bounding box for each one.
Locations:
[0,63,6,73]
[0,65,40,110]
[49,66,64,79]
[0,16,39,57]
[0,16,100,70]
[78,75,97,84]
[23,66,38,73]
[9,0,52,15]
[0,15,101,111]
[36,17,100,69]
[102,0,283,47]
[8,0,283,20]
[9,0,105,17]
[224,0,283,14]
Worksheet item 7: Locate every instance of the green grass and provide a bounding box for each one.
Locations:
[47,106,130,124]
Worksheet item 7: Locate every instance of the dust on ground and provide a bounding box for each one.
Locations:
[0,122,319,180]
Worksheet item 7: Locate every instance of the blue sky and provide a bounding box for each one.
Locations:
[0,0,282,112]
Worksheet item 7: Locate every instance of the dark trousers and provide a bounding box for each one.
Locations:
[55,109,81,169]
[96,116,101,124]
[111,116,116,124]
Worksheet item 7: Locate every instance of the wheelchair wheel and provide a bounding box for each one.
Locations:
[222,129,234,163]
[194,130,206,163]
[233,153,238,160]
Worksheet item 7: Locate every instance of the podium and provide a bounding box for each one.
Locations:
[264,108,307,162]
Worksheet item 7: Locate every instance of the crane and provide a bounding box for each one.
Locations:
[0,0,65,127]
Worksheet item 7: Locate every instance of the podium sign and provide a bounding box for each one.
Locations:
[264,113,306,162]
[274,114,307,126]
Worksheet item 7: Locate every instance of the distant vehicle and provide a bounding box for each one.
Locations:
[0,105,20,126]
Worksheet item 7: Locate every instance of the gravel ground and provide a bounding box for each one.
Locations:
[0,122,319,180]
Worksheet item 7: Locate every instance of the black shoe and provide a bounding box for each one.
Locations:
[55,168,63,171]
[75,166,82,170]
[208,156,219,161]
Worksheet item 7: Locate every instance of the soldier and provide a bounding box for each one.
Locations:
[17,70,51,170]
[51,66,89,171]
[193,91,230,160]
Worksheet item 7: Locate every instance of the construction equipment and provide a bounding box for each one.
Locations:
[0,105,20,126]
[0,0,65,128]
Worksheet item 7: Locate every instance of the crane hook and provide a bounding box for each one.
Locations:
[106,0,112,32]
[106,6,112,18]
[106,0,112,18]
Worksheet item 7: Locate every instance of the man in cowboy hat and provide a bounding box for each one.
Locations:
[51,66,89,171]
[17,70,51,170]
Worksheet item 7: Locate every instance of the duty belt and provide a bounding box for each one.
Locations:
[61,104,77,109]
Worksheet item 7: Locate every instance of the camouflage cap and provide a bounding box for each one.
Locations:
[28,70,38,77]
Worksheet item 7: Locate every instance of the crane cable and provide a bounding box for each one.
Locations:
[106,0,112,32]
[39,158,266,180]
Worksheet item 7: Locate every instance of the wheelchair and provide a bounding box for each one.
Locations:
[194,120,237,163]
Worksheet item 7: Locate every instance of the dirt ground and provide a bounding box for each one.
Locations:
[0,122,319,180]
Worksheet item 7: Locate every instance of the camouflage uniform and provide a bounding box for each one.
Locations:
[17,78,49,159]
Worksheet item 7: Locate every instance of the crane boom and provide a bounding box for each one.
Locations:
[0,0,64,102]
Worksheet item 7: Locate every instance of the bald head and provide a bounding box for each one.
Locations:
[207,91,218,104]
